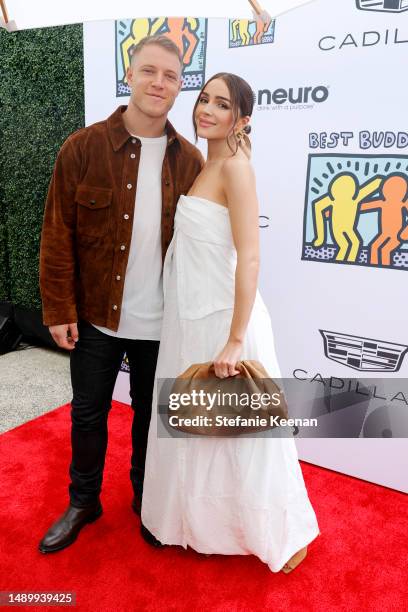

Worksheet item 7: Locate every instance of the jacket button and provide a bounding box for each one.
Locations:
[116,275,121,281]
[90,200,96,205]
[127,183,132,189]
[131,138,137,144]
[130,153,136,159]
[120,245,126,251]
[123,214,129,220]
[112,305,118,311]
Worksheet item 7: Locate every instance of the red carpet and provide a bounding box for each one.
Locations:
[0,401,407,612]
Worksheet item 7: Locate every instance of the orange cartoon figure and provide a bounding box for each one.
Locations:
[163,18,200,68]
[253,14,272,44]
[360,174,408,266]
[312,172,382,262]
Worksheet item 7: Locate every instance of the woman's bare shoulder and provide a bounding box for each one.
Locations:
[222,156,255,186]
[222,155,252,170]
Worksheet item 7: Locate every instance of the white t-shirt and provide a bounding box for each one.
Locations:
[94,134,167,340]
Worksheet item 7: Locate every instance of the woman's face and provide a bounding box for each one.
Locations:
[195,78,237,141]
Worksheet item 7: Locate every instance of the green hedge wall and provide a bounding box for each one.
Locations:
[0,25,84,309]
[0,181,8,302]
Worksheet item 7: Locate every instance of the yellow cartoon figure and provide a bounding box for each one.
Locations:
[231,19,251,46]
[120,18,166,82]
[312,173,382,262]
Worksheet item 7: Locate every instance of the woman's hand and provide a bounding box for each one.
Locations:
[213,339,243,378]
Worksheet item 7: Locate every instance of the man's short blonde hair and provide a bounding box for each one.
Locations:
[130,35,183,68]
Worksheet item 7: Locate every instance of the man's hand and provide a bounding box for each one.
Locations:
[49,323,79,351]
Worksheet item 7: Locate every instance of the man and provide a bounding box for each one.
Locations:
[38,35,204,553]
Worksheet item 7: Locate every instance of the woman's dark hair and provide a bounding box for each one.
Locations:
[192,72,254,154]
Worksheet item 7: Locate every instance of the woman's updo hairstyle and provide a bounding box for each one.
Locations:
[192,72,254,157]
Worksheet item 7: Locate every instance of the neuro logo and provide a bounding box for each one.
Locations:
[116,18,208,96]
[320,330,408,372]
[356,0,408,13]
[229,16,275,47]
[255,85,329,109]
[302,155,408,270]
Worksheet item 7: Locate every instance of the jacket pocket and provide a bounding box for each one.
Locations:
[75,185,112,237]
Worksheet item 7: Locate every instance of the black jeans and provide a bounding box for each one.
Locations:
[68,321,159,508]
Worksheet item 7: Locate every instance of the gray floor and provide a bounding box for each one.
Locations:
[0,345,72,433]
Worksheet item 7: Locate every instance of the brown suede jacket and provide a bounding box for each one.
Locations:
[39,105,204,331]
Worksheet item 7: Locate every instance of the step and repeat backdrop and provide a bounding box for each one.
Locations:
[84,0,408,492]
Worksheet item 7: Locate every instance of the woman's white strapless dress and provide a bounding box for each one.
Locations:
[141,195,319,572]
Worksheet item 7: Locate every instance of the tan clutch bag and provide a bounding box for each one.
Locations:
[167,360,288,436]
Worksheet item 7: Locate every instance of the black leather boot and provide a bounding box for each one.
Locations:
[38,502,103,553]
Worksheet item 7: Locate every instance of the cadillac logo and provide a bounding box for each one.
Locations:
[356,0,408,12]
[320,330,408,372]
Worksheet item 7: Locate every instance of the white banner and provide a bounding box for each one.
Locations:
[84,0,408,492]
[0,0,315,31]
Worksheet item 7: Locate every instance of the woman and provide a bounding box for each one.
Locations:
[141,73,319,573]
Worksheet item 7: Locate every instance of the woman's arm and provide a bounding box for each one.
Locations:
[213,158,260,378]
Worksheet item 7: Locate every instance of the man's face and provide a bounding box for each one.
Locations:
[126,44,182,119]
